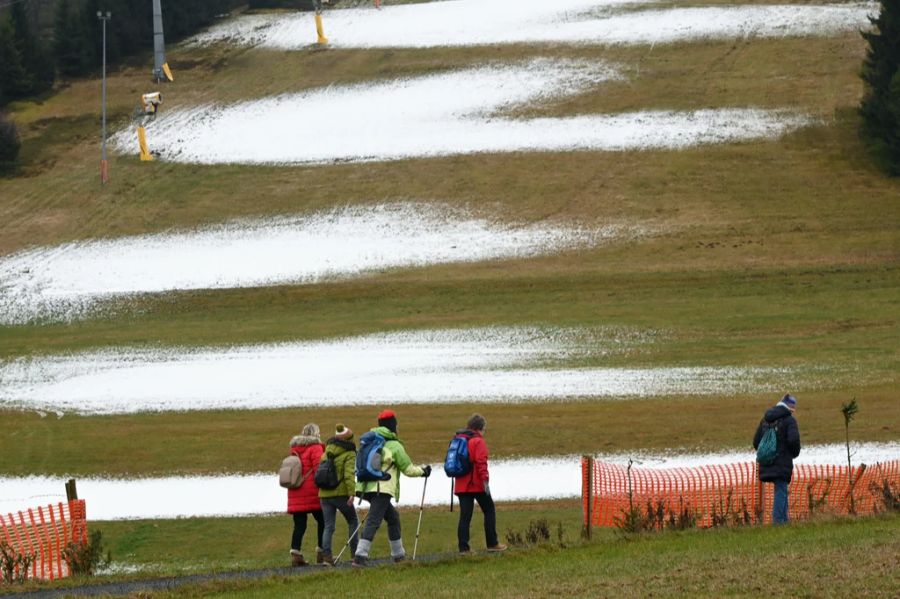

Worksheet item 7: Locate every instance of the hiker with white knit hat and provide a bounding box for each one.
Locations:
[317,424,359,565]
[752,394,802,524]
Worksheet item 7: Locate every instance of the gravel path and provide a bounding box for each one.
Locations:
[4,552,460,598]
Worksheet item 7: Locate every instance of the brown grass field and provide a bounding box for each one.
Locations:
[1,20,897,473]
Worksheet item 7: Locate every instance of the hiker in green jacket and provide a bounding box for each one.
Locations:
[318,424,359,565]
[352,410,431,567]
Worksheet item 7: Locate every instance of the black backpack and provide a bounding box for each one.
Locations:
[315,454,341,490]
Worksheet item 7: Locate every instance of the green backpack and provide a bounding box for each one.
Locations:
[756,420,779,466]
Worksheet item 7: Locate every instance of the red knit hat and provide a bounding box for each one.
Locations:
[377,409,397,432]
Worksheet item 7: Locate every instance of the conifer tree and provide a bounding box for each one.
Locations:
[54,0,88,77]
[860,0,900,175]
[0,111,20,170]
[0,16,32,102]
[10,3,54,95]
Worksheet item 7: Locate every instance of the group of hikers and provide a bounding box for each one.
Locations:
[282,393,802,568]
[283,410,507,568]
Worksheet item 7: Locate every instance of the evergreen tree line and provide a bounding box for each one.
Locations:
[0,2,55,105]
[248,0,314,9]
[1,0,241,106]
[859,0,900,175]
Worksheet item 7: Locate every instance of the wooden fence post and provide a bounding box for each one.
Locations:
[65,479,78,502]
[582,455,593,540]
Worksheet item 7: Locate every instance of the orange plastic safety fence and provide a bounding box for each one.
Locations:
[582,458,900,528]
[0,500,88,582]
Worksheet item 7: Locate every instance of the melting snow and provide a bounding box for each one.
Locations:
[0,202,624,324]
[189,0,875,49]
[0,326,798,414]
[1,444,896,519]
[117,59,813,165]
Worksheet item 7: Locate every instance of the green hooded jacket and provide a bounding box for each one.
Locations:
[355,426,425,502]
[318,438,357,499]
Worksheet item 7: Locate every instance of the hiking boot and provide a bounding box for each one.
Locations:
[290,550,308,567]
[392,554,406,563]
[459,549,471,555]
[486,543,508,552]
[351,555,368,568]
[315,547,325,565]
[319,551,335,566]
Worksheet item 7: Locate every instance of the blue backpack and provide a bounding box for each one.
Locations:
[443,431,474,477]
[356,431,391,482]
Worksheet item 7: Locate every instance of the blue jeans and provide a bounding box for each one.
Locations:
[772,480,789,524]
[320,496,359,556]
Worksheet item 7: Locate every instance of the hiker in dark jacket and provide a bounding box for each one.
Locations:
[453,414,507,553]
[317,424,358,565]
[752,394,801,524]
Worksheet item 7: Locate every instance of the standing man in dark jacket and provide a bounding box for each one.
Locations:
[453,414,507,553]
[753,394,801,524]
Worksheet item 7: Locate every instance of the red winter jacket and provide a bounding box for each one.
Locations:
[287,439,324,513]
[453,430,490,494]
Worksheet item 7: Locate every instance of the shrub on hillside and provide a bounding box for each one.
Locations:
[63,529,111,576]
[0,542,36,584]
[870,479,900,513]
[505,518,569,547]
[709,489,754,528]
[859,0,900,175]
[0,112,20,172]
[615,498,700,533]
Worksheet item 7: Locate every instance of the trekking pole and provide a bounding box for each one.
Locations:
[334,499,367,565]
[334,515,365,565]
[412,476,428,560]
[450,478,454,512]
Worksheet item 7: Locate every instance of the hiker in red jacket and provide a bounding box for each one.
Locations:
[287,423,325,566]
[454,414,507,553]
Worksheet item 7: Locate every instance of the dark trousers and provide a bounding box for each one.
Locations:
[457,492,498,551]
[291,510,324,552]
[320,496,359,555]
[360,493,402,542]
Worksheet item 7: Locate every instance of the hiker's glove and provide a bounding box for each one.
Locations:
[347,496,355,507]
[422,465,432,477]
[483,482,491,496]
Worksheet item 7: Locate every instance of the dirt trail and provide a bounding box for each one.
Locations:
[5,552,462,598]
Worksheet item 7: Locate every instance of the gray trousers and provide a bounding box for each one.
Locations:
[359,492,402,542]
[320,496,359,555]
[355,492,405,559]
